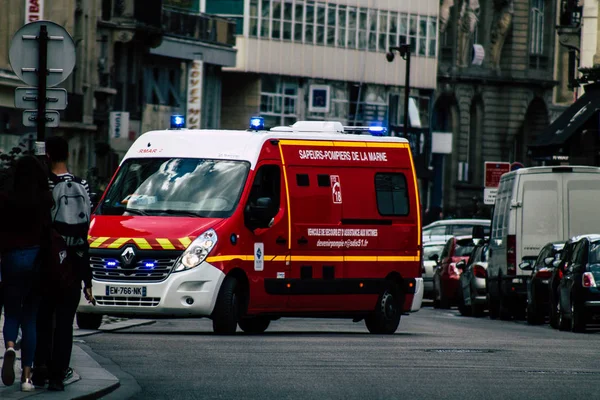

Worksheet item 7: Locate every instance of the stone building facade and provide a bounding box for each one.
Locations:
[431,0,557,217]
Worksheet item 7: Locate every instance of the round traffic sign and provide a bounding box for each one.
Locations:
[510,162,525,171]
[9,20,75,87]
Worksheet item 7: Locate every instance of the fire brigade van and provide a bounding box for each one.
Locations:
[77,117,423,335]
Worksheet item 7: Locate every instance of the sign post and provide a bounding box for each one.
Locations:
[483,161,511,205]
[9,20,75,155]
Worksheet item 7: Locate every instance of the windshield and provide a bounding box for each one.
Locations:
[423,245,444,261]
[96,158,250,218]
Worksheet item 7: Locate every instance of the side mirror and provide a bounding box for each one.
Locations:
[429,254,439,262]
[472,225,485,240]
[553,260,561,268]
[543,257,555,267]
[519,262,532,271]
[455,260,466,270]
[246,197,274,229]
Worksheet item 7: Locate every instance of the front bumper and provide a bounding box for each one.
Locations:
[77,261,226,318]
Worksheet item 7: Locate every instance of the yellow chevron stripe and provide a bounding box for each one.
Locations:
[90,237,110,248]
[156,238,175,250]
[133,238,152,250]
[179,237,192,248]
[365,142,408,148]
[107,237,132,249]
[206,255,254,262]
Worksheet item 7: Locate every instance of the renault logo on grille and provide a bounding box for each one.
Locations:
[121,247,136,266]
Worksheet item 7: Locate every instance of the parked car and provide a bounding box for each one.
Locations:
[555,234,600,332]
[422,241,446,300]
[520,241,564,325]
[433,236,475,309]
[422,219,490,244]
[457,241,490,317]
[487,166,600,321]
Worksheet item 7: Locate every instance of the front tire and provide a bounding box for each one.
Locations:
[238,316,271,334]
[212,276,240,335]
[76,312,103,330]
[365,283,403,334]
[558,300,570,331]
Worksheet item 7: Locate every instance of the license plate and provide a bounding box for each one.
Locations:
[541,279,549,284]
[105,286,147,297]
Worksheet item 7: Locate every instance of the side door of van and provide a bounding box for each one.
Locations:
[286,167,345,310]
[244,161,291,311]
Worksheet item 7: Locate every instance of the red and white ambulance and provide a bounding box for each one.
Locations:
[77,118,423,334]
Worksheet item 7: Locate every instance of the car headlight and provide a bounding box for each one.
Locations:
[174,229,218,272]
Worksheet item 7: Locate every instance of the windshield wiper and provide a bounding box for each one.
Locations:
[159,209,202,217]
[124,208,149,216]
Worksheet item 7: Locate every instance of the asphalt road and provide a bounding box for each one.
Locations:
[83,304,600,400]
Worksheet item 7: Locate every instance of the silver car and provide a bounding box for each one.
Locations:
[422,219,490,244]
[422,240,446,300]
[457,242,490,317]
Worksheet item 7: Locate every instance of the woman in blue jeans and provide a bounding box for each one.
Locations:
[0,156,52,392]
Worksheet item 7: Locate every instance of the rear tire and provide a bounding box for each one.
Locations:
[365,283,403,334]
[433,279,441,309]
[526,302,544,325]
[238,316,271,334]
[558,300,570,331]
[570,301,586,333]
[212,276,240,335]
[457,287,471,316]
[487,290,499,320]
[76,312,103,330]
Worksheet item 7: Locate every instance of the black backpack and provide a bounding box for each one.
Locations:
[50,174,91,248]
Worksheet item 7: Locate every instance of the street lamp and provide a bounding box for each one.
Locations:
[386,44,411,139]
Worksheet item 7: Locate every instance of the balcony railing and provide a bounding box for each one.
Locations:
[162,9,236,47]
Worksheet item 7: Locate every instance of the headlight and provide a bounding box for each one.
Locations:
[174,229,218,272]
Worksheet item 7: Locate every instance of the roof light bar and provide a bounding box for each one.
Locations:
[170,115,185,129]
[249,116,265,131]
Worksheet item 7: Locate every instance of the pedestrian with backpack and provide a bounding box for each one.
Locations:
[0,156,53,391]
[32,136,95,391]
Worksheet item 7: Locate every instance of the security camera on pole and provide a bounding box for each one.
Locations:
[8,20,75,155]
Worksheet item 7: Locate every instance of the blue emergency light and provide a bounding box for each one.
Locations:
[249,116,265,130]
[368,125,387,136]
[170,115,186,129]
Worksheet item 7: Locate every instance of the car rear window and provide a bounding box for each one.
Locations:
[455,243,475,257]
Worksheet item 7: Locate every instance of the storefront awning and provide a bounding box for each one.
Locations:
[529,83,600,149]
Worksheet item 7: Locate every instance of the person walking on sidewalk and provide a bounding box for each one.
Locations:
[33,136,95,392]
[0,156,53,392]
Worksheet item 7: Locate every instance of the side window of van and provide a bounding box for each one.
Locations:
[247,165,281,220]
[374,173,409,216]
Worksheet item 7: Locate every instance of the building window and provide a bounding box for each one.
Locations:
[375,173,409,216]
[347,7,357,48]
[337,5,347,47]
[260,76,298,127]
[378,10,388,52]
[249,0,259,37]
[246,1,437,58]
[294,2,304,42]
[327,3,336,46]
[428,16,437,57]
[388,12,398,48]
[530,0,544,55]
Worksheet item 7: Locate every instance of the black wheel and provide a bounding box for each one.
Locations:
[570,301,586,333]
[487,290,499,320]
[499,286,512,321]
[365,283,403,334]
[76,312,103,330]
[457,286,470,316]
[212,276,240,335]
[526,301,544,325]
[238,316,270,334]
[557,300,570,331]
[433,278,441,309]
[549,297,559,329]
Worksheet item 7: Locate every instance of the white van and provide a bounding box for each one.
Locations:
[486,166,600,320]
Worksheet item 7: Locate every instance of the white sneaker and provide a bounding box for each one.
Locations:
[21,378,35,392]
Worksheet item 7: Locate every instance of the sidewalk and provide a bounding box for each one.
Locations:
[0,315,121,399]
